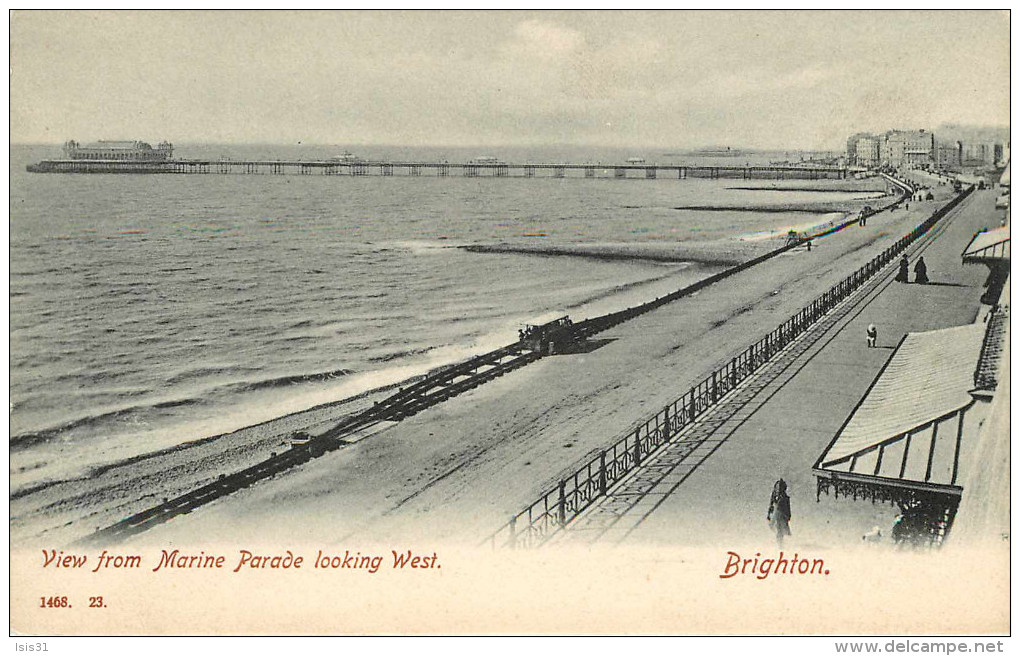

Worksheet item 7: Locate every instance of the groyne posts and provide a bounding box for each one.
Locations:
[489,184,975,549]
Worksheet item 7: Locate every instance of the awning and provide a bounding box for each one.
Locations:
[962,226,1010,262]
[814,323,985,491]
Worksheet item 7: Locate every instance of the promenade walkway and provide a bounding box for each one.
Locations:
[557,187,1001,549]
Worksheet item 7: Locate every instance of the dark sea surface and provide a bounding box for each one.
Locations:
[9,143,880,491]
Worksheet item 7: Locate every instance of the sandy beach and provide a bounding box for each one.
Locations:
[10,174,943,550]
[7,175,945,549]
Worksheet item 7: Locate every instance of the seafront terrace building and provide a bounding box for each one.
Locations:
[935,140,963,172]
[847,133,881,168]
[63,139,173,161]
[961,142,1010,168]
[847,129,935,169]
[880,129,935,169]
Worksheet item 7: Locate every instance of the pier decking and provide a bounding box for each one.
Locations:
[27,158,849,180]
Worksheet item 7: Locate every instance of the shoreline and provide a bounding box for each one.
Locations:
[460,241,762,267]
[125,180,937,548]
[9,256,714,503]
[673,204,848,213]
[10,179,894,547]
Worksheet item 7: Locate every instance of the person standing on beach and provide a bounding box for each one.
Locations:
[767,478,792,547]
[867,324,877,348]
[896,254,910,283]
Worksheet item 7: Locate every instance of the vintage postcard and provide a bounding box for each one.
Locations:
[9,10,1011,639]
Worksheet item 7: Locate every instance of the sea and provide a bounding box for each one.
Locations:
[9,143,883,494]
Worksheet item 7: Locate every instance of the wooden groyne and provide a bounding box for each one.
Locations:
[27,158,848,180]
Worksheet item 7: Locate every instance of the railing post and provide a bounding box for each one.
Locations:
[558,481,567,526]
[509,516,516,549]
[599,450,607,495]
[633,429,642,466]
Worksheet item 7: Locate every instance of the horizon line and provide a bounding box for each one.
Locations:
[11,140,843,152]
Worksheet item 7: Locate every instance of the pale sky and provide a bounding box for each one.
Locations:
[10,10,1011,149]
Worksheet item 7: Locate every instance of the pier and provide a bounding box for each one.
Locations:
[27,158,849,180]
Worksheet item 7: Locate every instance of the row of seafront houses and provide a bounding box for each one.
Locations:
[847,128,1008,173]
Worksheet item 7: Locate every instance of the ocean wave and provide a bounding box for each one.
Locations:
[367,346,437,363]
[228,367,354,392]
[164,365,259,385]
[10,396,204,450]
[152,397,204,409]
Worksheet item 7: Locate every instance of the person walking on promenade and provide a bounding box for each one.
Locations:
[867,324,878,348]
[767,478,792,547]
[896,254,910,283]
[914,257,929,284]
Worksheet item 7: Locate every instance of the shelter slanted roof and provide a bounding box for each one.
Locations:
[963,226,1010,262]
[817,323,984,484]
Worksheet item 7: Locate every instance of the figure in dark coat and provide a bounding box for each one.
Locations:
[767,478,792,547]
[896,254,910,283]
[914,257,929,284]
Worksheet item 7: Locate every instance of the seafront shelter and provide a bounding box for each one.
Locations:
[814,188,1010,547]
[812,322,989,545]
